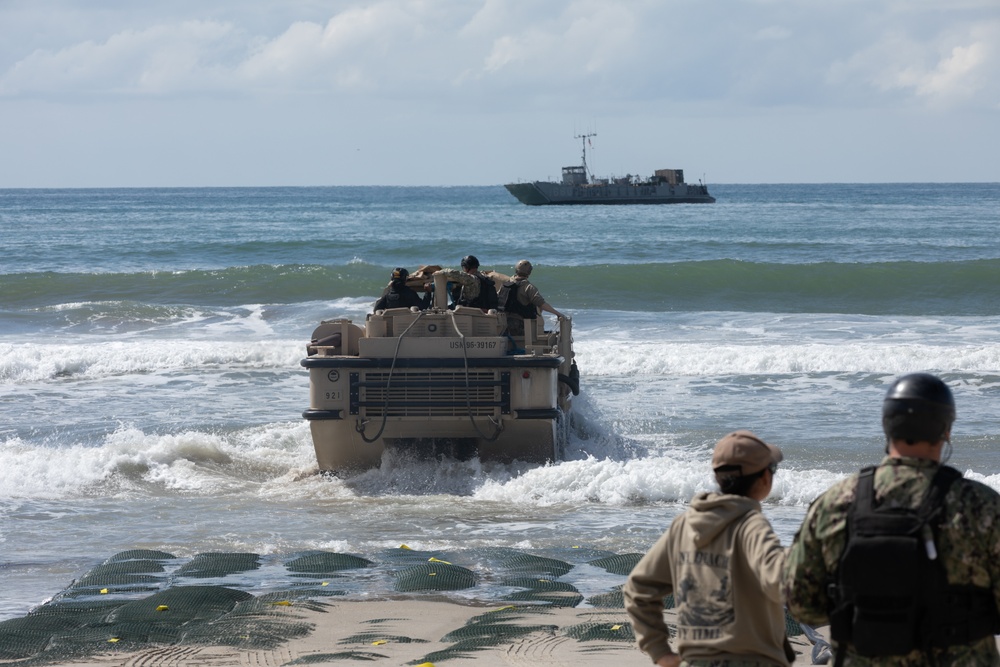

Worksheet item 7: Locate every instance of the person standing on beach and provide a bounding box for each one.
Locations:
[624,431,791,667]
[783,373,1000,666]
[498,259,566,337]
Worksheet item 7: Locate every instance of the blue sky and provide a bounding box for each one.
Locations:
[1,0,997,186]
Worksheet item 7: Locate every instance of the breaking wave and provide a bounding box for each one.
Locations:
[5,258,1000,316]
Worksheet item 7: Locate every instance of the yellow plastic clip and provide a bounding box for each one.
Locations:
[372,639,388,645]
[428,557,452,565]
[428,572,437,576]
[321,581,329,586]
[611,624,623,631]
[399,544,413,550]
[270,600,292,606]
[108,637,120,643]
[100,588,109,594]
[156,605,169,612]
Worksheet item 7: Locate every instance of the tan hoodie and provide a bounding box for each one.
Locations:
[624,492,788,666]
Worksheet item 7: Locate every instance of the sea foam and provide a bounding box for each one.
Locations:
[0,340,304,384]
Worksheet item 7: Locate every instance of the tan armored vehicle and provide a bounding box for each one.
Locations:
[302,268,579,474]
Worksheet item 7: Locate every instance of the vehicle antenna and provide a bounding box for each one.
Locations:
[575,132,597,182]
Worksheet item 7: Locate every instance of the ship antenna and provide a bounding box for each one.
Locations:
[575,132,597,183]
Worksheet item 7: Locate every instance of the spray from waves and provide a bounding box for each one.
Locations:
[270,407,853,509]
[3,297,377,344]
[468,452,1000,507]
[282,403,645,500]
[292,446,711,505]
[469,450,850,508]
[292,394,1000,507]
[21,301,283,337]
[575,339,1000,378]
[0,339,304,384]
[8,314,1000,385]
[0,422,317,501]
[5,418,994,509]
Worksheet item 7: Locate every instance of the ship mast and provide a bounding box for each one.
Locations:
[575,132,597,183]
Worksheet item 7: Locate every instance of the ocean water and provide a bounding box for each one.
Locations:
[2,183,1000,621]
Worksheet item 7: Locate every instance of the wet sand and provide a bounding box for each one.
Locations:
[54,598,820,667]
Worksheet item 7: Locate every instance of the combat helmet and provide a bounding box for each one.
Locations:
[461,255,480,270]
[882,373,955,443]
[391,267,409,282]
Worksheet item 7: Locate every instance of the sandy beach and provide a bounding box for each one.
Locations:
[35,597,820,667]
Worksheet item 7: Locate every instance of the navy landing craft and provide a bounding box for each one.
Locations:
[505,132,715,205]
[301,268,579,474]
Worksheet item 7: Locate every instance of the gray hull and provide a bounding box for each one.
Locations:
[505,181,716,205]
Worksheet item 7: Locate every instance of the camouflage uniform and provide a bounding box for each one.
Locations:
[783,455,1000,666]
[435,269,480,303]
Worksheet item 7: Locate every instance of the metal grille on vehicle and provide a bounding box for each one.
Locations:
[350,370,510,418]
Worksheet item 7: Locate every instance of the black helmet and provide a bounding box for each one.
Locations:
[391,267,409,281]
[882,373,955,443]
[461,255,479,270]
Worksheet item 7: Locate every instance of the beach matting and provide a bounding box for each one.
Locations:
[40,598,819,667]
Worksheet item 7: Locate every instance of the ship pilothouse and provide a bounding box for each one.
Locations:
[560,132,598,186]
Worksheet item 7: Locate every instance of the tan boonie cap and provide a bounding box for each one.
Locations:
[711,430,783,476]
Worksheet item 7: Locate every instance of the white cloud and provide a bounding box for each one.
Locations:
[236,4,424,91]
[912,42,989,99]
[828,18,1000,109]
[1,0,998,186]
[0,20,243,95]
[456,2,637,96]
[3,0,997,112]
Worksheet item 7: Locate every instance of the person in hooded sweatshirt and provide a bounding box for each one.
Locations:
[623,430,789,667]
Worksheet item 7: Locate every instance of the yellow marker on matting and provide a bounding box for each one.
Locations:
[156,605,169,612]
[108,638,120,643]
[611,624,623,631]
[372,639,387,645]
[427,557,452,565]
[270,600,292,606]
[100,588,108,594]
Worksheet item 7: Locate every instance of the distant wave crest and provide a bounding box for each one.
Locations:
[5,258,1000,315]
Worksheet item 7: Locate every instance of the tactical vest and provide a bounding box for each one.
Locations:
[383,289,404,309]
[454,275,498,310]
[498,280,536,319]
[828,465,999,664]
[476,275,499,310]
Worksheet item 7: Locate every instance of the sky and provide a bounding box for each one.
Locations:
[1,0,997,187]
